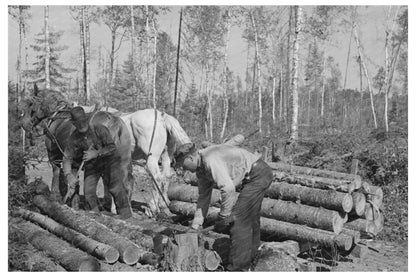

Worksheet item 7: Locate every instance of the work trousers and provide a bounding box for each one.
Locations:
[84,155,131,218]
[228,159,273,271]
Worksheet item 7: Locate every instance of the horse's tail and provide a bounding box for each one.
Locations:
[162,113,192,154]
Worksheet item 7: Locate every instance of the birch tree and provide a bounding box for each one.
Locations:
[290,6,302,142]
[44,6,51,90]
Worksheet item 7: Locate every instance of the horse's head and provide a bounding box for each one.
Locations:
[19,84,50,135]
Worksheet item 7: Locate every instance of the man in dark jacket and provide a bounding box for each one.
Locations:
[63,106,132,219]
[175,143,273,271]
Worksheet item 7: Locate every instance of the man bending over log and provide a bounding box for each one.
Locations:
[63,106,133,220]
[174,143,273,271]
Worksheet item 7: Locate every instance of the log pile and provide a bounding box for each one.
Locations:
[176,161,384,256]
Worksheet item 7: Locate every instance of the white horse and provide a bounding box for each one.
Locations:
[79,105,192,215]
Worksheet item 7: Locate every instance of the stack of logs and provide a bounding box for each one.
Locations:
[10,189,230,271]
[169,161,384,254]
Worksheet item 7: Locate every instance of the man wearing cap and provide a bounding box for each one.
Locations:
[63,106,133,219]
[174,143,273,271]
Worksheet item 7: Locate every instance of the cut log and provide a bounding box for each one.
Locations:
[265,182,353,213]
[269,162,362,183]
[273,171,359,193]
[261,198,345,234]
[13,208,119,263]
[344,218,377,238]
[84,212,154,250]
[163,232,203,271]
[350,244,368,259]
[204,250,221,271]
[169,201,353,251]
[350,192,366,216]
[253,246,302,271]
[364,185,383,209]
[363,203,384,233]
[168,184,345,233]
[33,194,145,265]
[341,228,360,244]
[9,217,100,271]
[99,261,136,272]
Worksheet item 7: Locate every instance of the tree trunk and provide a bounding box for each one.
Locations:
[285,7,292,130]
[220,10,230,140]
[290,6,302,142]
[169,201,353,251]
[152,18,157,108]
[321,53,325,118]
[33,195,144,265]
[279,68,283,124]
[250,11,263,136]
[343,21,353,90]
[145,5,150,103]
[109,29,116,88]
[130,5,138,109]
[353,20,378,129]
[13,208,119,263]
[272,77,276,125]
[9,217,100,271]
[173,8,182,116]
[44,5,51,90]
[269,162,362,182]
[85,8,91,104]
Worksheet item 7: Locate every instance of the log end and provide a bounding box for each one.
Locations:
[78,257,101,271]
[121,246,140,265]
[104,247,120,264]
[332,213,345,235]
[342,194,353,213]
[334,234,353,251]
[204,250,221,271]
[352,192,366,216]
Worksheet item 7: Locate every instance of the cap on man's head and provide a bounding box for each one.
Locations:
[70,106,87,122]
[175,143,196,163]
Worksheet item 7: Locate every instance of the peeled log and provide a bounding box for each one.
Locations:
[169,184,345,233]
[273,171,358,193]
[9,217,100,271]
[13,208,119,263]
[344,218,377,238]
[265,182,353,213]
[99,262,136,272]
[269,162,362,183]
[33,194,142,265]
[341,228,361,244]
[350,192,366,216]
[168,201,353,251]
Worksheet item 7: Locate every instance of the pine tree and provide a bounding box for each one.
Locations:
[26,29,74,92]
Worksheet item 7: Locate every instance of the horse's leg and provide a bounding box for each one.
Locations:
[146,155,163,216]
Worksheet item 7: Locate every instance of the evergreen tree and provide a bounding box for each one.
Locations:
[26,29,74,92]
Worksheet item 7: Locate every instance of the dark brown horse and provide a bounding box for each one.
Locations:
[19,85,133,205]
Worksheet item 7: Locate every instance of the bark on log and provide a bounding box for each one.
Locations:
[269,162,362,183]
[344,218,377,238]
[169,184,345,233]
[169,201,353,251]
[261,198,345,234]
[273,171,359,193]
[33,194,145,265]
[265,182,353,213]
[350,192,366,216]
[13,208,119,263]
[84,212,154,250]
[9,217,101,271]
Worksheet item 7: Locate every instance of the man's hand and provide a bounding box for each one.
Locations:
[66,173,78,190]
[83,149,99,161]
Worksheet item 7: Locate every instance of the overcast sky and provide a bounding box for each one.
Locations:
[8,5,397,91]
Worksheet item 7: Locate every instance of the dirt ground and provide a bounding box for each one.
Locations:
[22,161,408,272]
